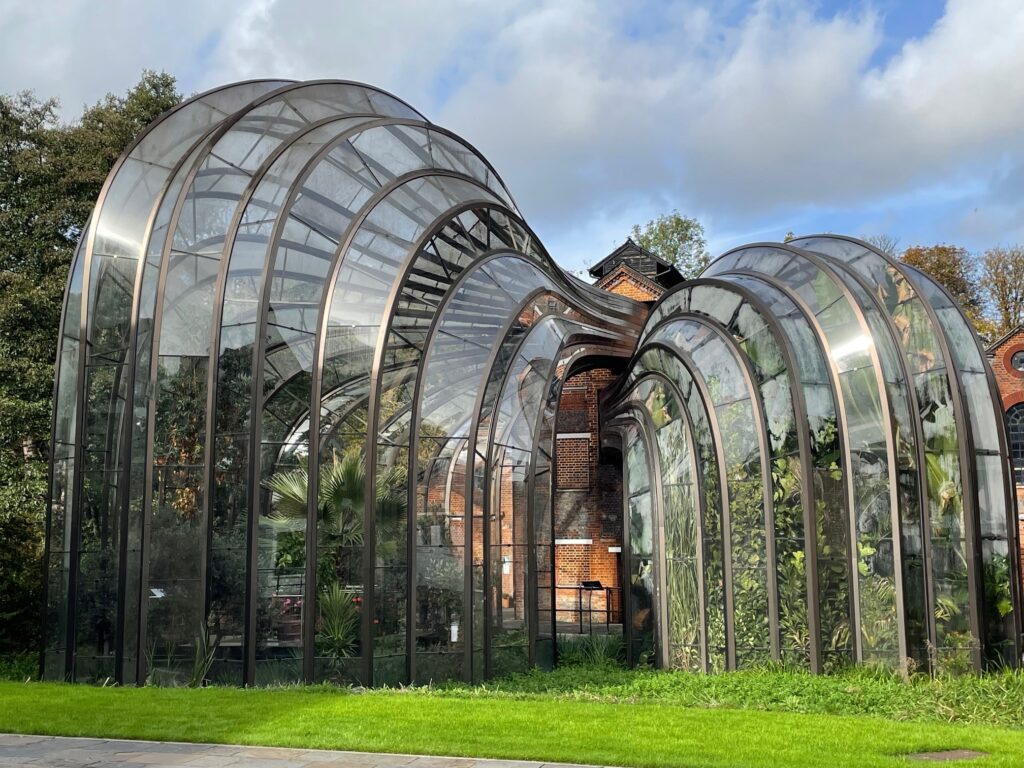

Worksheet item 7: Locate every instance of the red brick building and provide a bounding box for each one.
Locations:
[551,239,681,630]
[987,325,1024,572]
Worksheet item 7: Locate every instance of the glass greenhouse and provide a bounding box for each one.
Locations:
[43,79,1022,686]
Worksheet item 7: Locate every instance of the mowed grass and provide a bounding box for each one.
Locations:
[2,675,1024,768]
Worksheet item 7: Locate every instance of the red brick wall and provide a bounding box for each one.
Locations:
[553,367,625,626]
[991,328,1024,411]
[988,328,1024,604]
[595,268,662,302]
[549,267,666,628]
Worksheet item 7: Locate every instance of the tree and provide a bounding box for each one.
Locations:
[899,244,991,337]
[0,71,180,656]
[864,234,900,257]
[981,246,1024,336]
[631,211,710,279]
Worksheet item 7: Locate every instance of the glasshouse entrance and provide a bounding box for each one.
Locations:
[43,79,1022,686]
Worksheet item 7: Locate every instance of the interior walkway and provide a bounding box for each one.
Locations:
[0,735,610,768]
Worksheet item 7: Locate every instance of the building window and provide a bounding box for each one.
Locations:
[1009,403,1024,485]
[1012,349,1024,374]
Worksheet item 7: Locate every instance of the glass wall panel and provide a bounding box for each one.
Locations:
[706,247,902,667]
[48,77,1020,687]
[411,257,559,682]
[720,275,853,669]
[623,424,656,664]
[681,284,812,665]
[647,320,772,667]
[903,264,1018,668]
[630,349,726,670]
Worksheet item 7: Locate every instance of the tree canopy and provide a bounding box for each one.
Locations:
[899,244,994,337]
[0,71,180,654]
[631,211,710,279]
[981,246,1024,337]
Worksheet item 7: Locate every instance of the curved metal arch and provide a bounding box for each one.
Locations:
[403,250,571,683]
[353,213,524,684]
[41,220,90,680]
[236,114,526,447]
[200,111,385,679]
[60,80,291,684]
[797,233,1015,666]
[407,280,551,682]
[638,312,781,662]
[898,261,1021,664]
[710,242,909,667]
[603,399,667,666]
[621,349,731,668]
[273,165,506,685]
[140,80,422,685]
[122,119,267,685]
[720,268,863,658]
[301,169,509,667]
[454,292,557,680]
[623,339,738,668]
[650,275,824,669]
[808,252,937,669]
[472,314,634,678]
[487,327,611,672]
[202,113,466,681]
[525,335,637,665]
[608,367,710,671]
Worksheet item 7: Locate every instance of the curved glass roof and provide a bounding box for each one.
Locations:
[45,82,1020,686]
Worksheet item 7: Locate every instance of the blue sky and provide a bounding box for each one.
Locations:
[2,0,1022,273]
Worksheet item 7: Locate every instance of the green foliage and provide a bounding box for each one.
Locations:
[187,624,218,689]
[556,634,626,667]
[0,652,38,681]
[316,583,360,664]
[630,211,710,279]
[900,244,994,338]
[443,664,1024,729]
[0,72,180,656]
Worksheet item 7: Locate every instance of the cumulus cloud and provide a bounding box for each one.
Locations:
[3,0,1024,262]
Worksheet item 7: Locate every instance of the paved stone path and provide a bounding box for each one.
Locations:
[0,735,610,768]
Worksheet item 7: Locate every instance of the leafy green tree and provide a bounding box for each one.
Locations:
[900,244,992,338]
[0,71,180,655]
[631,211,710,279]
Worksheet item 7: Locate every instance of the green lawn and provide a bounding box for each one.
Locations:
[2,676,1024,768]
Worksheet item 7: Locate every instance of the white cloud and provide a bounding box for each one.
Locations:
[3,0,1024,264]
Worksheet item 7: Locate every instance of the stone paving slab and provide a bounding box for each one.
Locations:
[0,736,612,768]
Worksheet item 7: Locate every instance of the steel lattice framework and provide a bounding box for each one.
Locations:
[44,80,1021,686]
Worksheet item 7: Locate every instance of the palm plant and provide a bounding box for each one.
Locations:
[265,449,408,547]
[264,448,408,664]
[264,450,365,549]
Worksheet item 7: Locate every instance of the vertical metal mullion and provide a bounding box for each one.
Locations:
[65,217,98,681]
[729,269,861,666]
[41,225,88,681]
[651,343,736,670]
[696,279,825,672]
[478,297,556,677]
[310,169,491,689]
[694,315,782,663]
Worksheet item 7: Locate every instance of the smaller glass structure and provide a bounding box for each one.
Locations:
[44,80,1021,685]
[607,239,1023,674]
